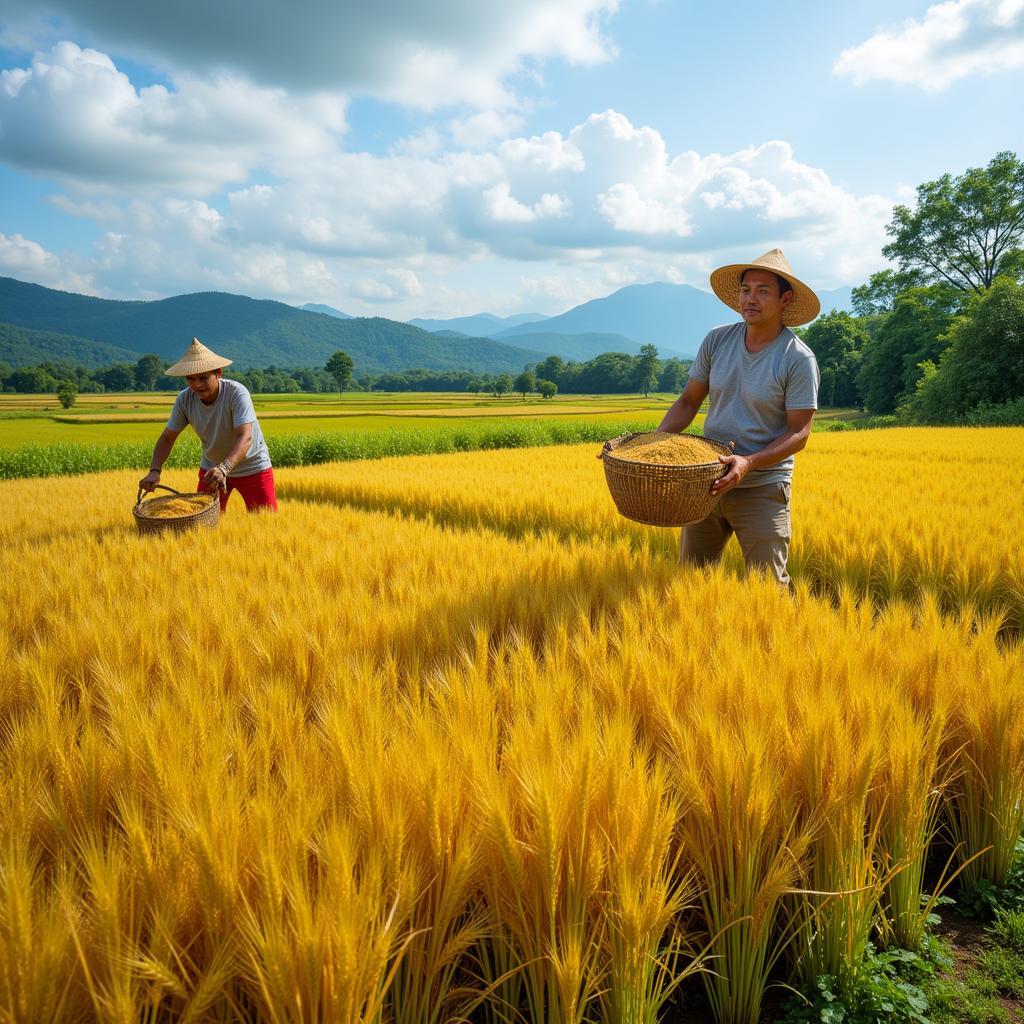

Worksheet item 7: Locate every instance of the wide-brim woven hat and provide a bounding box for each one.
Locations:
[164,338,233,376]
[709,248,820,327]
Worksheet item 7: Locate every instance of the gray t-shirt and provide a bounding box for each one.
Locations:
[166,378,272,476]
[688,322,819,488]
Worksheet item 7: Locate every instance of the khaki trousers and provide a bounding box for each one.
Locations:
[680,481,792,587]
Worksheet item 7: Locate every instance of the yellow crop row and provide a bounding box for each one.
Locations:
[0,429,1021,1024]
[278,427,1024,631]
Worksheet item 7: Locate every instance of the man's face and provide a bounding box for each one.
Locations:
[185,369,221,402]
[739,269,792,327]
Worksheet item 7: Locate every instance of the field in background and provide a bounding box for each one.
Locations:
[0,428,1021,1023]
[0,391,865,447]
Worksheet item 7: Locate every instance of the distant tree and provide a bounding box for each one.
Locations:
[0,361,10,390]
[493,373,513,397]
[57,381,78,409]
[658,358,689,394]
[514,369,536,397]
[883,150,1024,294]
[633,343,659,396]
[98,364,136,392]
[535,355,565,384]
[9,367,58,392]
[575,352,634,393]
[466,377,482,394]
[537,379,557,399]
[803,311,868,407]
[135,353,165,391]
[325,350,355,393]
[857,286,959,414]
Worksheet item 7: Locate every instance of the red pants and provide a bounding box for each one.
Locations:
[198,467,278,512]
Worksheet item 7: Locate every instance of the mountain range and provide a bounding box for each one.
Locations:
[408,312,548,337]
[410,282,854,357]
[0,275,855,374]
[0,277,549,375]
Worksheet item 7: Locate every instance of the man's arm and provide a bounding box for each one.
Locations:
[201,422,253,491]
[658,378,709,433]
[711,408,815,497]
[139,427,182,491]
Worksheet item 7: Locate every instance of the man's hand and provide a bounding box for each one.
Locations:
[710,453,751,497]
[202,464,228,492]
[139,469,161,492]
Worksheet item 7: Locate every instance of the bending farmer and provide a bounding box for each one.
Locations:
[658,249,820,586]
[139,338,278,512]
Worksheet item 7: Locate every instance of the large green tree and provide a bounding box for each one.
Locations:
[325,350,354,393]
[632,344,659,397]
[514,369,536,397]
[135,353,165,391]
[882,150,1024,295]
[803,311,868,407]
[856,286,959,414]
[851,269,925,316]
[658,357,689,394]
[904,276,1024,422]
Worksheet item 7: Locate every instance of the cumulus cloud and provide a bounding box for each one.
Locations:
[0,42,347,193]
[450,110,527,149]
[2,97,891,311]
[835,0,1024,89]
[354,269,425,303]
[0,0,619,108]
[0,231,96,292]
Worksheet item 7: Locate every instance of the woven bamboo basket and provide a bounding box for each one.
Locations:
[133,484,220,535]
[599,431,733,527]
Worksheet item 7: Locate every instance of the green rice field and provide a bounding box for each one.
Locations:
[0,392,681,447]
[0,391,866,480]
[0,391,863,447]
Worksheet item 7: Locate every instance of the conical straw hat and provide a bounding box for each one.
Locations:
[164,337,233,376]
[709,248,820,327]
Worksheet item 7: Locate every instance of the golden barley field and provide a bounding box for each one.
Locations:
[0,427,1022,1024]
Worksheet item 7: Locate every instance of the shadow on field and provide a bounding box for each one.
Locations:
[277,478,679,559]
[282,484,1022,645]
[376,541,680,682]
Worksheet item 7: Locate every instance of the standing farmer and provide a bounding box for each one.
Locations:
[658,249,820,586]
[138,338,278,512]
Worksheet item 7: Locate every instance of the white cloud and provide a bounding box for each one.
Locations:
[483,182,569,223]
[0,42,347,194]
[353,269,423,303]
[835,0,1024,89]
[450,110,526,149]
[0,0,620,109]
[1,96,892,312]
[0,231,62,278]
[0,231,96,293]
[599,183,691,235]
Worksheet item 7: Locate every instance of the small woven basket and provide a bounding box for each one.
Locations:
[133,484,220,535]
[599,431,733,527]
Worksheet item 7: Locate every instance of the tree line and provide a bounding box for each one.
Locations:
[1,345,691,403]
[0,356,342,405]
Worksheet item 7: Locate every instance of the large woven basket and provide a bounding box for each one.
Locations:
[599,431,733,527]
[133,484,220,535]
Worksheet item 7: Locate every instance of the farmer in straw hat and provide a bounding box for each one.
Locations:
[657,249,820,587]
[138,338,278,512]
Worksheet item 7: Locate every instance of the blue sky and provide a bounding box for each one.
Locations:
[0,0,1021,318]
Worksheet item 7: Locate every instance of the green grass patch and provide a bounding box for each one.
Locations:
[0,419,666,480]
